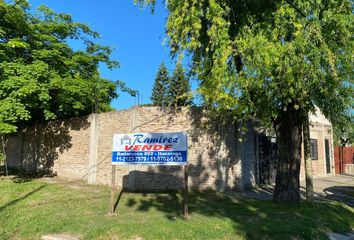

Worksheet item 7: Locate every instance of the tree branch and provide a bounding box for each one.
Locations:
[283,0,307,18]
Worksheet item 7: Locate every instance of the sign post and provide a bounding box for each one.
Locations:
[108,165,116,215]
[109,132,188,217]
[184,165,189,218]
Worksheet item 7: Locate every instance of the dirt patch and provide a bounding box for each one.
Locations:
[42,233,79,240]
[40,177,101,193]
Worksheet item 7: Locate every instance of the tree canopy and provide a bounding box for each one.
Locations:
[137,0,353,204]
[151,62,169,107]
[168,62,192,106]
[151,62,192,107]
[0,0,119,134]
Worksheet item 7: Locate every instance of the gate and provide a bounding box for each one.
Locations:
[334,146,354,174]
[258,135,278,184]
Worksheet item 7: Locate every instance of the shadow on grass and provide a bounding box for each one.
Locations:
[0,184,46,213]
[0,165,7,178]
[122,190,354,239]
[113,189,124,213]
[323,186,354,207]
[0,168,54,183]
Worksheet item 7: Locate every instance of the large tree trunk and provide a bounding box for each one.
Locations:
[273,105,304,205]
[303,115,314,201]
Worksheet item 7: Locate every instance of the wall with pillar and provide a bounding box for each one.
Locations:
[6,107,245,191]
[5,106,334,191]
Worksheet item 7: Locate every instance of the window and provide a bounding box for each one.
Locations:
[310,139,318,160]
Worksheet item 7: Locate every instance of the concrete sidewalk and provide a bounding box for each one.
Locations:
[231,174,354,206]
[303,174,354,207]
[231,174,354,240]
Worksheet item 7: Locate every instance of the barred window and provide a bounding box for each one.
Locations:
[310,139,318,160]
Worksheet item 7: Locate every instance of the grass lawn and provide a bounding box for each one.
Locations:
[0,176,353,240]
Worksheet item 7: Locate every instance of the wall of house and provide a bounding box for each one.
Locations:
[299,110,334,178]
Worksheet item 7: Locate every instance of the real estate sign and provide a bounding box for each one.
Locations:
[112,132,188,165]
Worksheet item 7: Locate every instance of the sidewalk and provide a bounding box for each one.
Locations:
[230,174,354,206]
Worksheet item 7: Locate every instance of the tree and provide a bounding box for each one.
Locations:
[151,62,169,107]
[168,63,192,106]
[0,1,119,135]
[333,115,354,146]
[0,1,129,174]
[137,0,353,204]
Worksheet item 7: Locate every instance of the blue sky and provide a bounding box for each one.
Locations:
[30,0,179,110]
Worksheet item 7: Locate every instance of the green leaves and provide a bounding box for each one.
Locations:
[151,62,192,107]
[151,62,169,107]
[0,98,30,134]
[168,62,192,107]
[138,0,353,135]
[0,0,120,134]
[7,38,29,48]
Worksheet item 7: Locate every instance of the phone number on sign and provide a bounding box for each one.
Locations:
[115,156,184,162]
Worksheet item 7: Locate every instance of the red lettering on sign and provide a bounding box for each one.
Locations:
[164,145,172,150]
[153,145,163,150]
[133,145,141,151]
[125,144,173,151]
[141,145,153,150]
[125,145,133,151]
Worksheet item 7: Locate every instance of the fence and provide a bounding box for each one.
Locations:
[334,146,354,174]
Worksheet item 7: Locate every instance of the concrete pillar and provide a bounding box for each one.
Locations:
[88,114,99,184]
[128,107,140,190]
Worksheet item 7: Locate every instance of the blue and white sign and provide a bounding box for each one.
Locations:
[112,132,188,165]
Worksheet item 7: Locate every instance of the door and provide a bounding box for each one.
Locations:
[258,135,278,184]
[325,139,331,174]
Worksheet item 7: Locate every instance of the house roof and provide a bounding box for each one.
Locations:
[309,107,331,125]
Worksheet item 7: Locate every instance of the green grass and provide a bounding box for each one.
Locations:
[0,176,353,240]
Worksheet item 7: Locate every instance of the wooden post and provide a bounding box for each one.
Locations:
[184,165,189,219]
[109,165,116,215]
[340,146,344,174]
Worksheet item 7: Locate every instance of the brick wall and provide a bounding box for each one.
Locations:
[5,106,334,191]
[6,107,244,191]
[6,117,91,180]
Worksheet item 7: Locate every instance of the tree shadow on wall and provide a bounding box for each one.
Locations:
[122,169,184,192]
[113,107,353,238]
[134,107,244,192]
[7,117,90,176]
